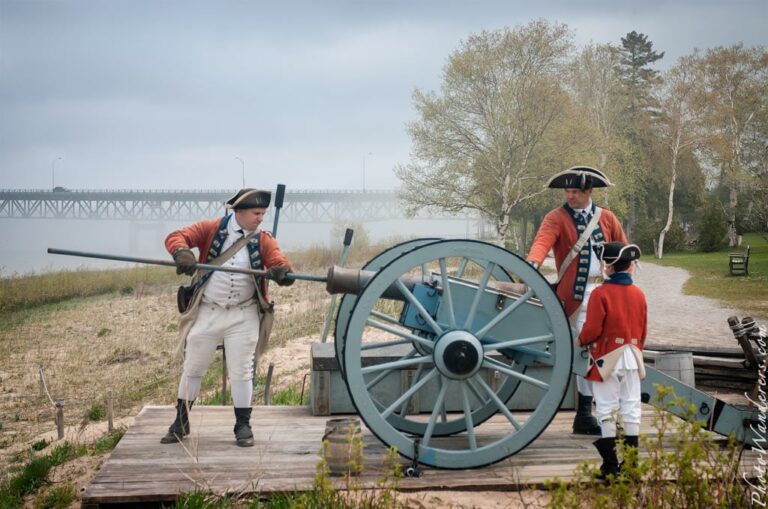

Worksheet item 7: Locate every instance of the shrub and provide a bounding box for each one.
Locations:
[546,384,748,508]
[697,201,727,252]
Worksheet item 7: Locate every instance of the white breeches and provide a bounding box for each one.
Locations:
[592,368,642,438]
[178,303,260,403]
[573,282,598,397]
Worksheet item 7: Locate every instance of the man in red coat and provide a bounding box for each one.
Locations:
[579,242,646,480]
[163,188,294,447]
[527,166,628,434]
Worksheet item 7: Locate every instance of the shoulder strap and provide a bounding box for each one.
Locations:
[555,207,603,284]
[192,231,256,285]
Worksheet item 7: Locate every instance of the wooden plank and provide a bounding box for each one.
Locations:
[81,405,759,507]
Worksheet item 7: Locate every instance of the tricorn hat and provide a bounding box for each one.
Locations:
[597,241,641,266]
[226,188,271,210]
[546,165,613,190]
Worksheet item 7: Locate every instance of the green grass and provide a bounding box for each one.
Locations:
[648,232,768,319]
[0,432,124,508]
[271,383,308,406]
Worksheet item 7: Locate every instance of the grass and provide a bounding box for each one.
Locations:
[648,232,768,319]
[0,429,125,509]
[0,265,184,313]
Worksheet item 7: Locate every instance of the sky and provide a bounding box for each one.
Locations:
[1,0,767,193]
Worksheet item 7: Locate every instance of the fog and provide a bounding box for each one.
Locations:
[0,216,481,275]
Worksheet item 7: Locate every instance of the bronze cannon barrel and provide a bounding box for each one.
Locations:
[325,265,425,299]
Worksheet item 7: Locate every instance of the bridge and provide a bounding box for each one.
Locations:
[0,189,463,223]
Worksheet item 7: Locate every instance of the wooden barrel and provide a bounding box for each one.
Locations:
[322,418,363,476]
[655,351,696,387]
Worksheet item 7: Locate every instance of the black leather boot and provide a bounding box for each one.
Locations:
[624,435,639,449]
[594,437,620,481]
[160,399,193,444]
[234,407,254,447]
[620,435,640,473]
[572,393,602,435]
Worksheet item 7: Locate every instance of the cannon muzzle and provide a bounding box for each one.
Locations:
[326,265,424,299]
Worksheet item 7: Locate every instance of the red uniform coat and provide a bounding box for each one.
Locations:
[578,279,648,382]
[527,206,627,318]
[165,218,292,301]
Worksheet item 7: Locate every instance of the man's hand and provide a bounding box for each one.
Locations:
[173,248,197,276]
[267,266,295,286]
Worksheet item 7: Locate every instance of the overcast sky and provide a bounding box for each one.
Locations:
[1,0,766,193]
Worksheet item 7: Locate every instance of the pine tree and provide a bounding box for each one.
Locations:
[618,31,665,113]
[615,31,665,238]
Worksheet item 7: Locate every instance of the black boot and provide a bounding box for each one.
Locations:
[624,435,639,449]
[620,435,640,472]
[234,407,254,447]
[573,393,602,435]
[594,437,620,481]
[160,399,193,444]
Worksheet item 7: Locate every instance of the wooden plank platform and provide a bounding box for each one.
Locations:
[82,405,759,507]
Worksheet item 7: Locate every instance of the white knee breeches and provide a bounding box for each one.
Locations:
[182,303,260,381]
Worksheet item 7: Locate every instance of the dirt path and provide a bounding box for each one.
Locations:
[632,262,751,348]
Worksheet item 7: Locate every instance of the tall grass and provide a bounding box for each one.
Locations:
[0,266,183,313]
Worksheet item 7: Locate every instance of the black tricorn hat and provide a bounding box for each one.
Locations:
[546,165,613,190]
[226,188,271,210]
[597,241,642,266]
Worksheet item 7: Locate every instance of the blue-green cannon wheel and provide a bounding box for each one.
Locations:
[335,239,526,438]
[342,240,573,469]
[334,238,440,380]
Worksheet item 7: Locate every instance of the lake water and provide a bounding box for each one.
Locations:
[0,217,483,275]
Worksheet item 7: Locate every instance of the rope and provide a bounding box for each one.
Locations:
[38,364,57,406]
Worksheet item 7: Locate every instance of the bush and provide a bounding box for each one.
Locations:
[697,201,727,252]
[634,218,687,256]
[546,385,748,508]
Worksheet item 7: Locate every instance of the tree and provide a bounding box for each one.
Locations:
[617,31,665,114]
[696,43,768,245]
[654,55,707,258]
[396,20,580,247]
[567,43,626,171]
[698,200,727,252]
[615,31,665,238]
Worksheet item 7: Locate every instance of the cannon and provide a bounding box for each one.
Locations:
[323,238,760,469]
[49,238,761,470]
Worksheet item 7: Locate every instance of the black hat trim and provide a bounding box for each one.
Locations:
[546,166,613,190]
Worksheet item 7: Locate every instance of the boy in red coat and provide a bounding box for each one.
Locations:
[578,241,646,480]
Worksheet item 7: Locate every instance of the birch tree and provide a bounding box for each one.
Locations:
[654,55,706,258]
[697,43,768,246]
[395,20,575,247]
[567,43,626,170]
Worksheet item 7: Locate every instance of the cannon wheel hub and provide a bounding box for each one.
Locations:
[434,330,483,379]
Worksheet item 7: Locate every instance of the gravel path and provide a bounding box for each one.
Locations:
[632,262,749,348]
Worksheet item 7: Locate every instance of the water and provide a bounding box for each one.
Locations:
[0,217,482,275]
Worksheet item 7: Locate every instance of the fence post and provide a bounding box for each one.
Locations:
[264,363,275,405]
[55,399,65,440]
[107,389,114,432]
